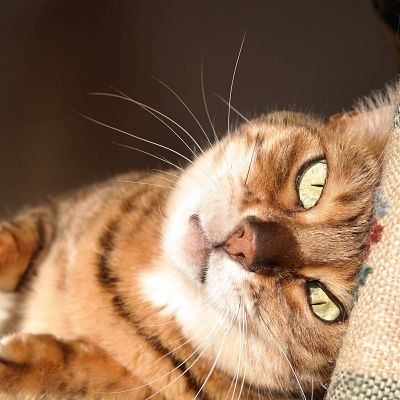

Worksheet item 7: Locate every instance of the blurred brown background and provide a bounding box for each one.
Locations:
[0,0,398,215]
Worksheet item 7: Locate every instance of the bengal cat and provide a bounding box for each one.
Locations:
[0,83,395,399]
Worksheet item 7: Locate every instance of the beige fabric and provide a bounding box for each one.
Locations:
[327,106,400,398]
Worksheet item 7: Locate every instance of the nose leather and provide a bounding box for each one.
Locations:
[223,222,255,264]
[222,218,301,273]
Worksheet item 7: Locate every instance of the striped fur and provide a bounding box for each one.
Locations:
[0,86,394,399]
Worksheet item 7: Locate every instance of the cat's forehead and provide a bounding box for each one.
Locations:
[230,112,326,176]
[231,110,374,170]
[236,111,325,148]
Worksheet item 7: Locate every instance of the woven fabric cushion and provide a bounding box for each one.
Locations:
[327,105,400,399]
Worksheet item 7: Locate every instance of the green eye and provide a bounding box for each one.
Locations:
[297,160,327,209]
[306,281,344,323]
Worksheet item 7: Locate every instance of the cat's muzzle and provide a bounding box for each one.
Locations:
[219,218,302,274]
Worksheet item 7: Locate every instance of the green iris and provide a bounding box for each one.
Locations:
[297,160,327,209]
[306,281,344,323]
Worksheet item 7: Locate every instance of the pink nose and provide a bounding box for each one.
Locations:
[223,222,255,265]
[221,219,301,273]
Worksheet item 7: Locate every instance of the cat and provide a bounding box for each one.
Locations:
[0,83,395,400]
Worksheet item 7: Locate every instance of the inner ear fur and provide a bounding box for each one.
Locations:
[326,82,398,158]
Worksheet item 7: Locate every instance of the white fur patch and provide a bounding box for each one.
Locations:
[139,263,202,317]
[0,292,16,328]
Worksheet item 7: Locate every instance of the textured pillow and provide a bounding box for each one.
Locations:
[327,102,400,399]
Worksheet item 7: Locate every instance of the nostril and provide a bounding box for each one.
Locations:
[236,227,245,238]
[222,222,255,266]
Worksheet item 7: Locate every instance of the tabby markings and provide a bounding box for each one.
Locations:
[96,190,208,399]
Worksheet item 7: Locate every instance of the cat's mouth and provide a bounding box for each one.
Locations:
[185,215,212,280]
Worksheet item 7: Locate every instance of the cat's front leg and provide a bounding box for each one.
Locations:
[0,333,154,399]
[0,205,55,291]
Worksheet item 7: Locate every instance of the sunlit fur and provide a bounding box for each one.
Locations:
[0,84,395,400]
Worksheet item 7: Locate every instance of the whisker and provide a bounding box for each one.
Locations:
[115,180,174,190]
[248,331,265,400]
[95,338,205,395]
[144,172,177,185]
[213,93,253,125]
[200,57,219,144]
[113,142,216,199]
[223,33,247,192]
[151,169,180,179]
[99,88,205,156]
[152,75,214,149]
[85,92,199,160]
[227,32,246,137]
[228,305,244,400]
[192,303,241,400]
[237,308,249,400]
[140,308,232,400]
[88,293,229,396]
[79,97,218,198]
[73,110,194,165]
[108,87,201,159]
[223,304,241,400]
[258,312,307,400]
[311,377,314,400]
[113,142,185,172]
[150,336,194,365]
[244,131,261,185]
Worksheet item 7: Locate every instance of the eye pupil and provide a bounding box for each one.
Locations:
[306,281,344,323]
[297,160,327,209]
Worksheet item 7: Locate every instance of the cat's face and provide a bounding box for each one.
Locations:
[158,108,389,394]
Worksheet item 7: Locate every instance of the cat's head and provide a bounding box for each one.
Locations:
[157,86,394,395]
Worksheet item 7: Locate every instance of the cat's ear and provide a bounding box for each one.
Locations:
[327,83,398,158]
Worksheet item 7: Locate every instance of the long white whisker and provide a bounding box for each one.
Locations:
[105,87,199,159]
[200,57,219,144]
[228,305,244,400]
[311,377,314,400]
[92,90,205,155]
[141,307,232,400]
[73,110,194,165]
[144,172,177,185]
[214,93,253,125]
[129,288,223,336]
[115,180,174,190]
[97,338,206,395]
[227,32,246,137]
[152,76,214,149]
[248,326,266,398]
[113,142,216,199]
[237,308,248,400]
[88,293,229,396]
[113,142,185,172]
[78,100,218,198]
[192,304,240,400]
[258,312,307,400]
[151,169,180,179]
[151,336,194,365]
[223,33,247,193]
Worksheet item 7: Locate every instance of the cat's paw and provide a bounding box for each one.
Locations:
[0,222,31,291]
[0,333,105,398]
[0,333,67,365]
[0,333,139,398]
[0,333,69,393]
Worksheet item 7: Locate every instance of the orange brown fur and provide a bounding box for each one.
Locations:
[0,85,395,399]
